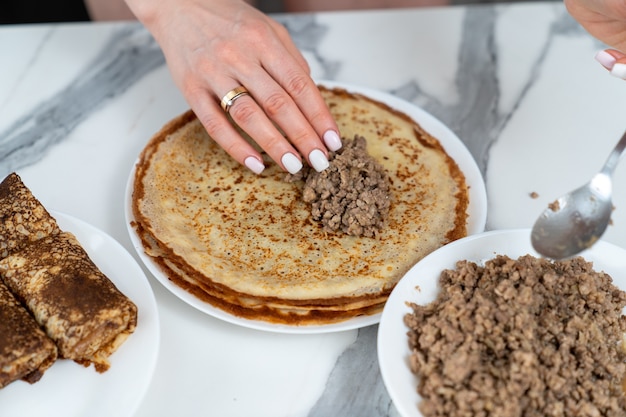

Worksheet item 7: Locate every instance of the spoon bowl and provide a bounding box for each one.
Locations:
[531,130,626,260]
[531,173,613,259]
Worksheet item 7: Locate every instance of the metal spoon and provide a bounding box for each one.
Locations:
[531,130,626,259]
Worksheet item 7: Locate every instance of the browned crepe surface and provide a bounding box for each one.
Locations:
[0,280,57,388]
[0,173,138,375]
[0,231,138,372]
[132,86,469,325]
[0,173,60,258]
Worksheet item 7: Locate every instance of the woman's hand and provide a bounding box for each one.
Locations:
[594,48,626,78]
[565,0,626,51]
[565,0,626,78]
[125,0,342,174]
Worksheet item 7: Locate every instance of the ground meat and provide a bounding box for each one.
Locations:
[404,255,626,417]
[549,200,561,212]
[287,135,392,238]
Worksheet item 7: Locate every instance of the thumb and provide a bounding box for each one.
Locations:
[595,49,626,79]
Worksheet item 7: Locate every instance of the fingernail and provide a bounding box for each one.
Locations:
[309,149,329,172]
[595,50,617,69]
[244,156,265,174]
[611,63,626,80]
[281,152,303,174]
[323,130,342,152]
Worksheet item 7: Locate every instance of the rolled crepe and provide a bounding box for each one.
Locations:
[0,231,137,372]
[0,280,57,388]
[0,173,59,259]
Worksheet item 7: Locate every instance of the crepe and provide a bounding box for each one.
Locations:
[0,231,138,372]
[132,86,469,324]
[0,280,57,388]
[0,173,60,258]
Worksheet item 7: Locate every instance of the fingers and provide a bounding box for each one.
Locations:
[191,92,268,174]
[262,21,342,154]
[143,0,342,176]
[190,75,334,174]
[204,38,341,176]
[220,85,308,174]
[226,20,341,175]
[233,73,340,172]
[595,49,626,79]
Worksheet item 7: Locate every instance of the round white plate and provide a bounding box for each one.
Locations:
[0,211,160,417]
[377,229,626,417]
[125,81,487,334]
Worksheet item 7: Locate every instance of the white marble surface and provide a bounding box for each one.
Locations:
[2,2,626,416]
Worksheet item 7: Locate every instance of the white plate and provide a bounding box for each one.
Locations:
[125,81,487,334]
[0,211,160,417]
[377,229,626,417]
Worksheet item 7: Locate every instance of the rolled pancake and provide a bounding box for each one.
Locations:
[132,86,469,324]
[0,231,137,372]
[0,173,59,258]
[0,280,57,388]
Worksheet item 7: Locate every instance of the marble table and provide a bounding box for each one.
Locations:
[2,2,626,416]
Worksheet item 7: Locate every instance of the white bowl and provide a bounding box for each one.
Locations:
[377,229,626,417]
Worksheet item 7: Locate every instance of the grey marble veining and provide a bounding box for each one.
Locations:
[308,325,400,417]
[454,4,589,178]
[285,5,588,181]
[276,13,342,80]
[0,23,164,178]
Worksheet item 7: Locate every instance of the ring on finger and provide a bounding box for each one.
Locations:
[220,86,250,113]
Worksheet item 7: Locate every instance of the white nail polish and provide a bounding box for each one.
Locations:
[244,156,265,174]
[281,153,303,174]
[611,63,626,80]
[595,50,616,69]
[309,149,329,172]
[323,130,342,151]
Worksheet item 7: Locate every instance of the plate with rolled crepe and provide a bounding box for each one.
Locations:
[0,173,160,417]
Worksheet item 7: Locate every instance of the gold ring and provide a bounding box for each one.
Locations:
[220,86,249,113]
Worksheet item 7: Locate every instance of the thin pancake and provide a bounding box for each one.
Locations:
[0,173,60,258]
[0,280,57,388]
[0,232,138,372]
[132,86,469,324]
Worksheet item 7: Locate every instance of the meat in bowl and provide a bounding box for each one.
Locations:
[404,254,626,416]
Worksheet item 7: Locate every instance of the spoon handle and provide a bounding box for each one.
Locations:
[601,130,626,176]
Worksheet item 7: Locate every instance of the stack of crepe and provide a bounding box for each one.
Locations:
[0,173,137,388]
[132,86,469,325]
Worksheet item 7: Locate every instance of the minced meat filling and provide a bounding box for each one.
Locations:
[404,255,626,417]
[287,135,391,238]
